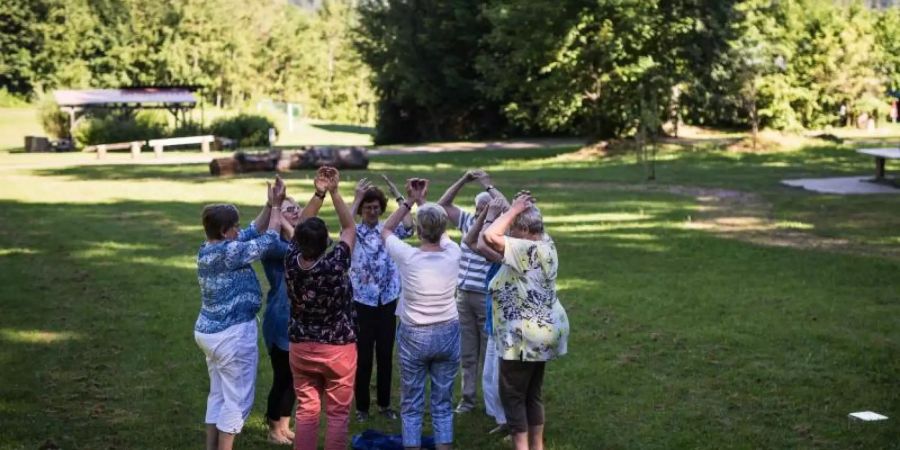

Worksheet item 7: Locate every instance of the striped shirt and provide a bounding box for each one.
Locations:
[457,211,492,293]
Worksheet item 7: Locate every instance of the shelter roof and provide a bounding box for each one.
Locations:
[53,88,197,107]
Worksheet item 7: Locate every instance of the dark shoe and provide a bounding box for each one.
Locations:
[454,403,474,414]
[379,407,398,420]
[355,410,369,422]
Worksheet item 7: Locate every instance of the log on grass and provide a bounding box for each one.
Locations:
[208,147,369,176]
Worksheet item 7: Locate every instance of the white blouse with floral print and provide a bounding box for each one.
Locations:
[489,234,569,362]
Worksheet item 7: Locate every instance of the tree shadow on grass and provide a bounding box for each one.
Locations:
[1,194,898,448]
[308,122,375,136]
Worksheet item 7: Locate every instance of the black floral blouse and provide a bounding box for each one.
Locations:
[285,241,357,345]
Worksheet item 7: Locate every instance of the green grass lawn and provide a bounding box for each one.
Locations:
[0,142,899,449]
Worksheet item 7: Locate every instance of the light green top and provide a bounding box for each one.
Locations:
[490,235,569,362]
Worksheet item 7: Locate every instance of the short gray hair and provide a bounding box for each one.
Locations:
[512,205,544,235]
[417,203,448,243]
[474,192,492,208]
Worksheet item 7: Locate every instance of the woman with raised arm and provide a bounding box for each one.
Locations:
[380,178,461,450]
[462,197,508,436]
[478,192,569,450]
[195,176,286,450]
[347,175,414,422]
[284,166,361,450]
[259,177,328,445]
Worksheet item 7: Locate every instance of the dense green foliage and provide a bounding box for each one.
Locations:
[210,114,278,147]
[6,0,900,143]
[356,0,900,142]
[72,110,169,147]
[0,0,374,123]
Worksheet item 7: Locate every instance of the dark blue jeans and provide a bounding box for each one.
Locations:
[397,319,460,447]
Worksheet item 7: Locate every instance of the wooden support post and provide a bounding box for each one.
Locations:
[875,157,886,180]
[201,140,210,154]
[131,142,141,159]
[154,144,163,158]
[97,145,106,159]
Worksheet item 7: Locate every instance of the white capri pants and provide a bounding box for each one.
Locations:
[482,335,506,425]
[194,319,259,434]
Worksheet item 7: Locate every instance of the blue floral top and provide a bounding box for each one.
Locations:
[261,237,291,352]
[350,222,413,307]
[195,224,278,334]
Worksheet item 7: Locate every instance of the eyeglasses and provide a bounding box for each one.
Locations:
[282,206,300,213]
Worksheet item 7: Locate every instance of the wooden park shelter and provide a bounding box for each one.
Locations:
[53,86,200,139]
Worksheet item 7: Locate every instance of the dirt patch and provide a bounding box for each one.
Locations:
[539,181,900,260]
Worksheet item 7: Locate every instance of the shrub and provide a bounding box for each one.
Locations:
[210,114,277,147]
[73,110,169,147]
[0,88,30,107]
[37,95,70,139]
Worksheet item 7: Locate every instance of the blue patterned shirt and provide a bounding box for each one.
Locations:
[195,224,278,334]
[350,221,413,306]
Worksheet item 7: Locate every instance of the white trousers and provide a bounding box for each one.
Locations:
[482,335,506,424]
[194,319,259,434]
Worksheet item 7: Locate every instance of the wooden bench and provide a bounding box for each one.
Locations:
[147,135,215,157]
[857,148,900,181]
[83,141,144,159]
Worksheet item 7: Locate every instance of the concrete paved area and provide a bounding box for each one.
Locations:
[781,176,900,194]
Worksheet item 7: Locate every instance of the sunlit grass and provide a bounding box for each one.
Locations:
[0,142,898,449]
[0,328,82,344]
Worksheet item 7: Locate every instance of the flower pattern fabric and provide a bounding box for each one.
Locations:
[350,222,413,306]
[195,224,278,334]
[489,235,569,362]
[285,241,357,345]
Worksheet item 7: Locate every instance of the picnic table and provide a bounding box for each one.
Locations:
[856,148,900,182]
[147,135,215,157]
[83,141,143,159]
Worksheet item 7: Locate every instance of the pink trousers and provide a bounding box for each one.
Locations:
[289,341,357,450]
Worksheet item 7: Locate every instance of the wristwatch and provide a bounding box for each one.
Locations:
[314,191,326,199]
[401,200,412,210]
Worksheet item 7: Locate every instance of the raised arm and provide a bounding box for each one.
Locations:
[468,197,506,261]
[381,177,427,241]
[482,191,533,254]
[437,170,480,226]
[253,176,283,232]
[382,174,414,231]
[320,167,357,251]
[473,171,508,203]
[298,173,329,222]
[349,178,371,219]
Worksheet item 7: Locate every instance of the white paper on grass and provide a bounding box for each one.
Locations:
[848,411,888,421]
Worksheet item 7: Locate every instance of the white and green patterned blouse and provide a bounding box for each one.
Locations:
[489,234,569,362]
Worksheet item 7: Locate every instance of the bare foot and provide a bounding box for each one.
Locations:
[267,428,291,445]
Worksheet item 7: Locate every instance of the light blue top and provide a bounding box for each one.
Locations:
[350,221,413,307]
[195,224,278,334]
[261,237,291,351]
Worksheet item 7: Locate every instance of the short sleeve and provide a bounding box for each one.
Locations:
[502,236,538,274]
[331,241,352,266]
[224,230,278,269]
[237,222,260,242]
[458,210,473,233]
[441,234,461,258]
[393,223,414,239]
[385,234,415,267]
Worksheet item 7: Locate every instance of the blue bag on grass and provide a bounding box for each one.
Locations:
[351,429,435,450]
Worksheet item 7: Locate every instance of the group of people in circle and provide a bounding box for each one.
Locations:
[194,166,570,450]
